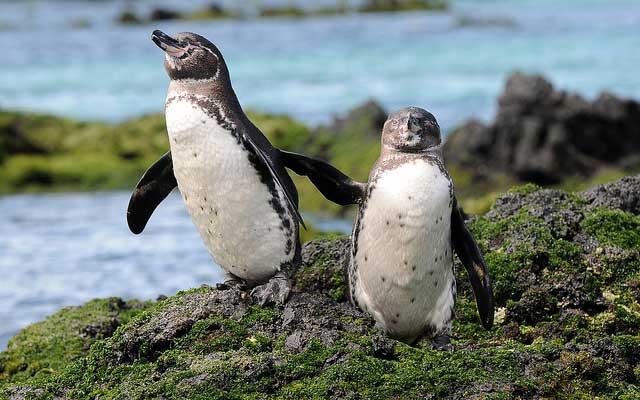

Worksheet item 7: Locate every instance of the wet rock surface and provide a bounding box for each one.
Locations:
[292,237,351,301]
[2,176,639,399]
[444,72,640,184]
[580,174,640,214]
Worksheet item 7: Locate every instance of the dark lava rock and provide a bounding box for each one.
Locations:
[149,8,181,21]
[580,174,640,214]
[444,72,640,184]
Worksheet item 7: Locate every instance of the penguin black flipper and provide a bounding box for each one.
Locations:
[127,151,177,234]
[451,197,495,330]
[240,133,307,229]
[279,150,365,206]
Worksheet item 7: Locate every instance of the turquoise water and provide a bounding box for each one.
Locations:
[1,0,639,130]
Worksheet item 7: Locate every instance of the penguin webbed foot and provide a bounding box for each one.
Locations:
[250,273,291,306]
[216,272,246,291]
[413,328,454,351]
[430,334,453,351]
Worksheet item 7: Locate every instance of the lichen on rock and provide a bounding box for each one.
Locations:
[2,176,640,399]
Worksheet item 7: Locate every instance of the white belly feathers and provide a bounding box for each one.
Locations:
[351,159,454,341]
[165,96,295,283]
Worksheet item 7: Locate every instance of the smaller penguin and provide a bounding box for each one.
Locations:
[282,107,494,345]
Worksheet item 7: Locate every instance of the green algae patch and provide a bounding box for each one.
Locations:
[582,209,640,250]
[359,0,448,13]
[293,238,351,302]
[0,298,150,384]
[508,183,541,195]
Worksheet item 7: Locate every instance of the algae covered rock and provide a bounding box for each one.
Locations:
[293,238,351,302]
[0,298,150,384]
[2,177,640,399]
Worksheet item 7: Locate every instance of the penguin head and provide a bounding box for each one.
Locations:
[381,107,441,153]
[151,30,227,81]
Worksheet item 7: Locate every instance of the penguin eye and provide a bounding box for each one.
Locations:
[391,119,399,126]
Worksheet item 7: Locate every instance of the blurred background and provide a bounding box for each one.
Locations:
[1,0,639,349]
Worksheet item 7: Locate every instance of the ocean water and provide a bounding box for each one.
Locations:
[1,0,639,130]
[1,0,640,349]
[0,192,351,349]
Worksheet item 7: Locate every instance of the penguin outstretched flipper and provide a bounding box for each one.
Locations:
[451,197,495,330]
[127,151,177,234]
[279,150,366,206]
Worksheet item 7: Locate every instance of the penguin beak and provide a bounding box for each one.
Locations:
[151,30,187,57]
[407,115,420,133]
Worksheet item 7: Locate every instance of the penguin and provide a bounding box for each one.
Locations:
[127,30,309,306]
[280,107,494,345]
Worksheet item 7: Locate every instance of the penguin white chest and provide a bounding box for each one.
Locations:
[165,98,296,283]
[351,159,454,341]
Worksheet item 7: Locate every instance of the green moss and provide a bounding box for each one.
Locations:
[259,6,307,18]
[184,7,235,20]
[359,0,448,13]
[247,111,312,151]
[508,183,541,195]
[0,153,147,193]
[582,209,640,250]
[467,200,632,335]
[0,298,150,383]
[328,266,347,302]
[292,238,349,301]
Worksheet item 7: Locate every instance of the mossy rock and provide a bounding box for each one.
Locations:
[2,176,640,398]
[0,106,373,219]
[0,298,151,384]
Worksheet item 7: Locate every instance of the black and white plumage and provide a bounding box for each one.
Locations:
[284,107,494,344]
[127,31,311,305]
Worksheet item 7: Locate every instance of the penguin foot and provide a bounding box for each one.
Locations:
[430,334,453,351]
[216,281,240,290]
[216,272,246,291]
[250,274,291,306]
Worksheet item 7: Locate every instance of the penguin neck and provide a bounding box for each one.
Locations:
[380,144,443,160]
[375,145,444,176]
[167,78,244,117]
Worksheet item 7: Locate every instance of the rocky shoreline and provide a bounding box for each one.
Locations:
[444,72,640,185]
[3,72,639,218]
[2,176,639,399]
[116,1,449,25]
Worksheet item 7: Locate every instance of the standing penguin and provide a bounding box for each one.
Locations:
[281,107,494,345]
[127,30,308,305]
